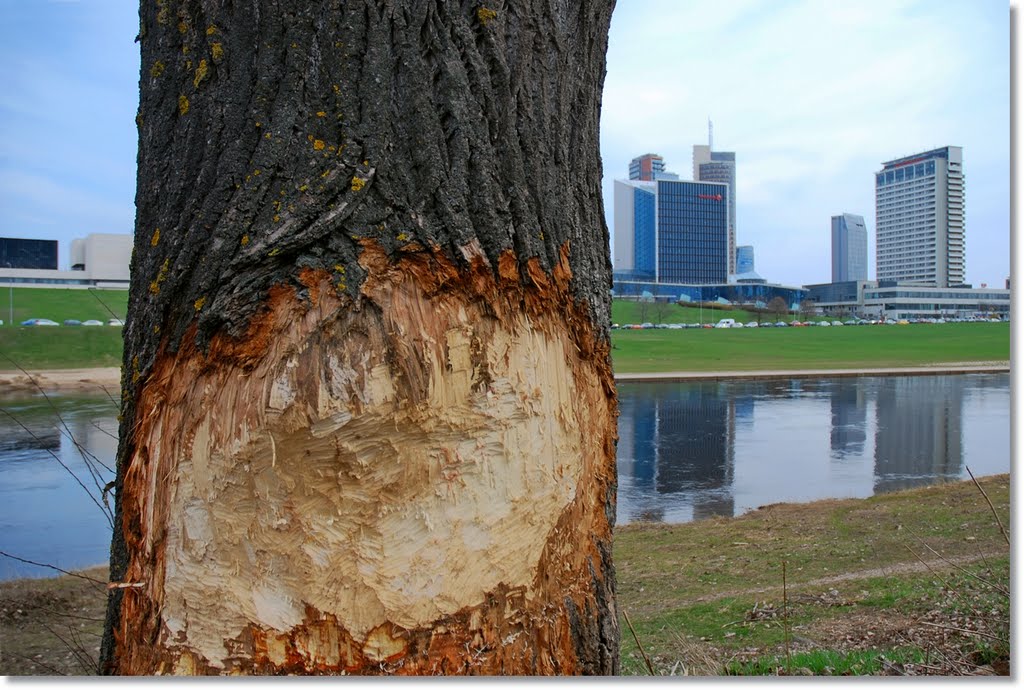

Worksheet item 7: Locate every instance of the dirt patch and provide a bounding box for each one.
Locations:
[0,566,108,676]
[0,368,122,395]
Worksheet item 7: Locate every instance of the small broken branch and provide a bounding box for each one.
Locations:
[966,467,1009,546]
[622,610,655,675]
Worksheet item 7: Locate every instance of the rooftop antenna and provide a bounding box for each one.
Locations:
[708,118,713,150]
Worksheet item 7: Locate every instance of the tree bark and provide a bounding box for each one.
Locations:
[101,0,618,675]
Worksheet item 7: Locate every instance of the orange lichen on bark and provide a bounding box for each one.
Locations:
[112,240,617,675]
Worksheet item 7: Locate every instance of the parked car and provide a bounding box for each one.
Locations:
[108,318,125,326]
[831,321,843,326]
[775,321,789,328]
[744,321,759,328]
[63,319,83,326]
[20,318,59,326]
[715,318,736,329]
[82,320,104,326]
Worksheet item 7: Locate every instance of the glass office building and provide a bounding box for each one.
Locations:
[0,238,58,270]
[736,245,755,275]
[614,161,728,285]
[694,146,737,274]
[831,213,868,282]
[613,179,657,282]
[656,180,729,284]
[875,146,965,287]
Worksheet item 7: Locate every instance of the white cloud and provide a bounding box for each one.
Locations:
[601,0,1010,286]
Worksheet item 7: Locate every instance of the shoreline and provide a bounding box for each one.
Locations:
[613,362,1010,382]
[0,367,122,394]
[0,363,1009,393]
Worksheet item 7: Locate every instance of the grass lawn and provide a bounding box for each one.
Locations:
[0,287,128,326]
[0,288,128,371]
[615,474,1010,676]
[611,322,1009,373]
[0,328,124,370]
[0,288,1009,374]
[612,299,771,326]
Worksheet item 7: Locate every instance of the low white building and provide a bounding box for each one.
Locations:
[805,280,1009,320]
[0,233,131,289]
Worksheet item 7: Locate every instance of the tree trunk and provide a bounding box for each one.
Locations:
[101,0,618,676]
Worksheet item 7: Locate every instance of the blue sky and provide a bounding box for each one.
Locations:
[0,1,1016,289]
[602,0,1014,287]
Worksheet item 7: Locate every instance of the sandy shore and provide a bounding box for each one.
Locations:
[0,367,122,394]
[0,363,1009,394]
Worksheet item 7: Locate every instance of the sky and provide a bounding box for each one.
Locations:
[0,0,1016,290]
[601,0,1014,288]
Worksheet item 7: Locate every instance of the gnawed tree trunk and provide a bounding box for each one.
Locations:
[101,0,618,675]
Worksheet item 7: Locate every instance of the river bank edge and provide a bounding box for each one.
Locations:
[0,473,1010,676]
[0,362,1011,395]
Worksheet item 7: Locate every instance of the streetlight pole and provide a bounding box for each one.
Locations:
[4,263,11,326]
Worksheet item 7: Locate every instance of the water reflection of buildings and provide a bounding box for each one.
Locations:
[830,378,866,458]
[617,382,737,522]
[873,376,963,492]
[0,418,60,453]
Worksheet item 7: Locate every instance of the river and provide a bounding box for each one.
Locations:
[0,372,1010,578]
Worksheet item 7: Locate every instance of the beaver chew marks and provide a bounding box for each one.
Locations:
[153,274,584,669]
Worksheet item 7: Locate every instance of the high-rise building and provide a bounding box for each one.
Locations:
[656,179,729,283]
[613,163,729,285]
[694,138,737,274]
[629,153,665,182]
[613,179,657,282]
[875,146,965,287]
[831,213,868,282]
[736,245,755,275]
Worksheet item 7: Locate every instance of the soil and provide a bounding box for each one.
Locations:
[0,476,1010,677]
[0,368,121,395]
[0,566,108,676]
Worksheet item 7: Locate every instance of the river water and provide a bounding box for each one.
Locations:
[615,373,1010,524]
[0,373,1010,579]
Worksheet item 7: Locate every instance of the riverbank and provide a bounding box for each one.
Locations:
[614,362,1009,382]
[0,474,1010,676]
[615,473,1011,676]
[0,367,121,395]
[0,362,1010,395]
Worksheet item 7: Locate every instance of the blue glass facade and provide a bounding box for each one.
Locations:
[612,279,807,308]
[633,187,656,280]
[831,214,868,282]
[0,238,58,270]
[736,245,754,274]
[656,180,728,284]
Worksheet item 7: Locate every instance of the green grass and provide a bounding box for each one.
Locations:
[724,648,929,676]
[0,289,1008,374]
[611,321,1009,373]
[616,475,1011,676]
[0,287,127,326]
[612,299,773,326]
[0,288,128,370]
[0,327,124,370]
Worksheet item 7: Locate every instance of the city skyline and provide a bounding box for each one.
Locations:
[601,0,1012,288]
[0,1,1015,290]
